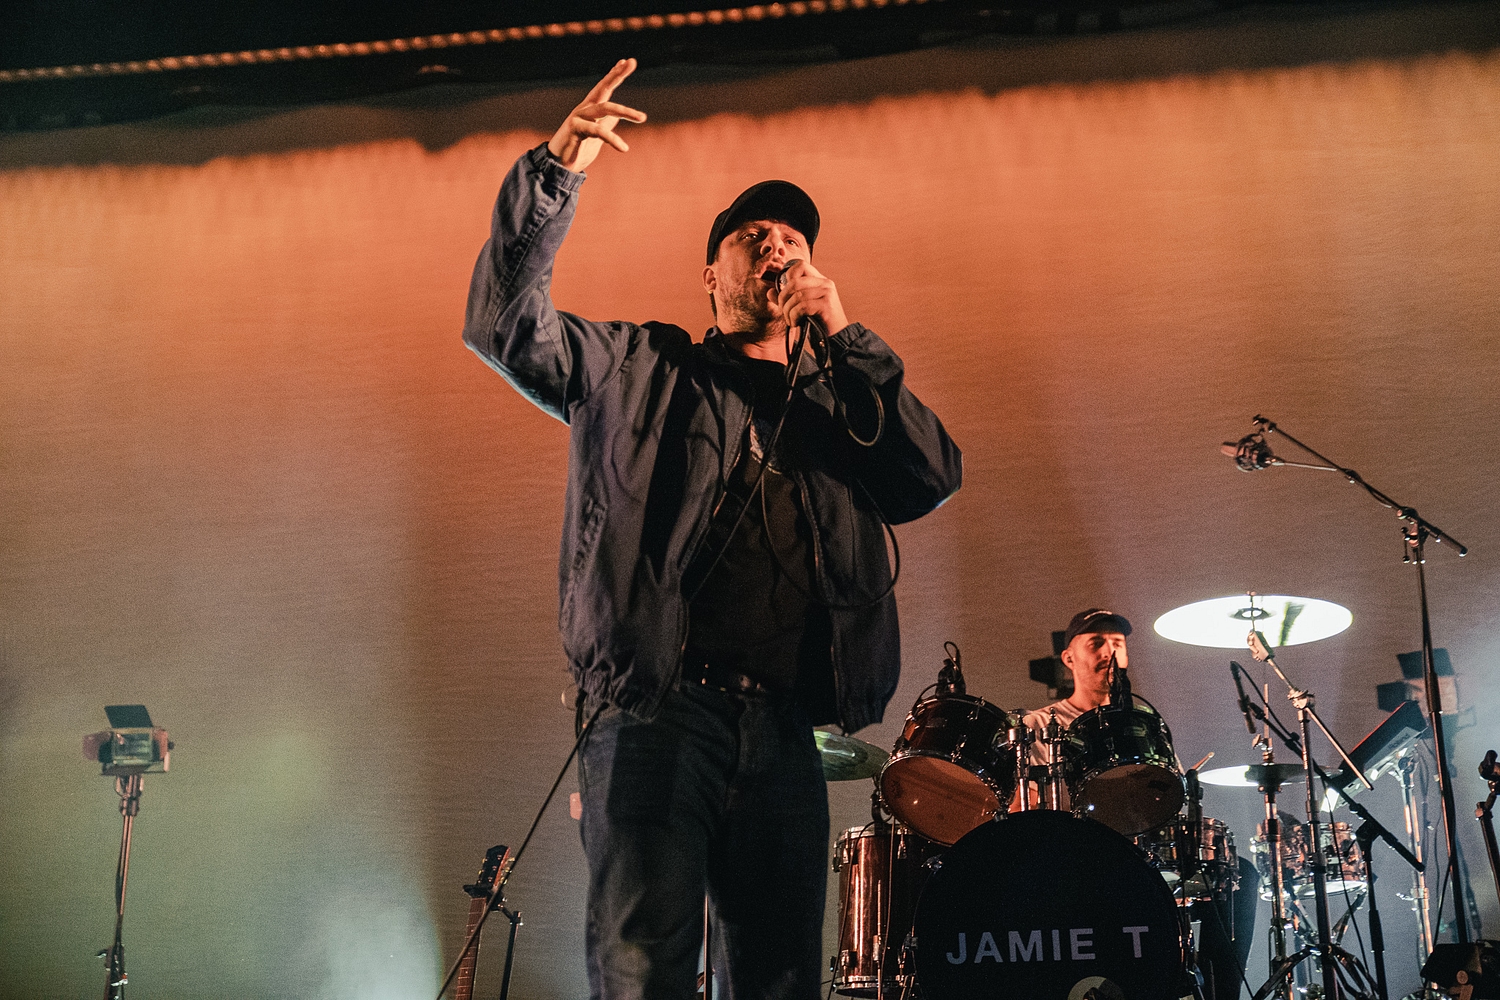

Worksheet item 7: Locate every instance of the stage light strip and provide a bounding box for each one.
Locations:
[0,0,938,84]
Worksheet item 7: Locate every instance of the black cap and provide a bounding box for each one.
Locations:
[706,180,819,264]
[1061,608,1133,648]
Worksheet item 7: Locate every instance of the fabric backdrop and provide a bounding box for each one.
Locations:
[3,4,1498,997]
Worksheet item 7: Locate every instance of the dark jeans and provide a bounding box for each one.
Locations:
[577,684,830,1000]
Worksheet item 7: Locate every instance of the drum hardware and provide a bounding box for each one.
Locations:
[1043,708,1068,811]
[1231,626,1422,1000]
[1003,717,1035,813]
[1246,624,1377,1000]
[1215,415,1474,970]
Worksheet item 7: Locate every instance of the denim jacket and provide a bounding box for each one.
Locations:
[463,144,962,732]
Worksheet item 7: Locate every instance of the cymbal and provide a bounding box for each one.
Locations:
[1153,594,1351,649]
[1199,763,1311,788]
[815,730,888,781]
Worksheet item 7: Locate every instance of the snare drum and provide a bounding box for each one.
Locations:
[1135,816,1241,903]
[1063,703,1184,836]
[831,824,941,997]
[878,695,1018,846]
[1252,819,1367,899]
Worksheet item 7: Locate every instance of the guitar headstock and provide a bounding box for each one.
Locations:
[462,844,513,905]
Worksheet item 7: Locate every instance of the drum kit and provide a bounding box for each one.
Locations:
[816,595,1428,1000]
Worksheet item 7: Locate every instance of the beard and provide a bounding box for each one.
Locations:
[719,282,789,342]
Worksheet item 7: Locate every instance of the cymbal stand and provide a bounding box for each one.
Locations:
[1248,628,1374,1000]
[1249,415,1471,950]
[1255,731,1294,1000]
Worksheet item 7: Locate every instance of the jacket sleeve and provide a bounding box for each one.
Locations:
[462,143,633,423]
[825,323,963,524]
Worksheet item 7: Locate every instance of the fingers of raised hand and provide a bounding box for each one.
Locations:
[585,58,638,104]
[571,117,631,153]
[576,100,647,124]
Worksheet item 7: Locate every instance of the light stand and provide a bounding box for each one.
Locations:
[1242,415,1472,953]
[101,774,144,1000]
[82,704,171,1000]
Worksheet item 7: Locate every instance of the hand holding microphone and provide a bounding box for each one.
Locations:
[774,259,848,340]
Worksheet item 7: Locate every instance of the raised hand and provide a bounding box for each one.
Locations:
[547,58,647,173]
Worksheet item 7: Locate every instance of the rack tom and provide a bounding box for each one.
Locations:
[879,695,1018,846]
[1063,703,1184,836]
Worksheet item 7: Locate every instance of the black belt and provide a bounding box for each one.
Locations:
[680,652,772,697]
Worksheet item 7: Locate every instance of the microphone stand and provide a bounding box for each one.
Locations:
[1243,415,1472,954]
[1479,752,1500,918]
[1246,630,1374,1000]
[1239,658,1423,1000]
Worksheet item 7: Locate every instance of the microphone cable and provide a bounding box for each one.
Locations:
[684,302,902,614]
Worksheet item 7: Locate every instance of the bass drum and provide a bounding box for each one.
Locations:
[879,695,1018,846]
[915,812,1185,1000]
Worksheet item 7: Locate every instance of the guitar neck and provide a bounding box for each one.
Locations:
[452,894,488,1000]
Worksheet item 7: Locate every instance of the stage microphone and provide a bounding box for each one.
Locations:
[1107,652,1130,707]
[1220,431,1279,472]
[1230,661,1257,735]
[776,263,826,353]
[937,652,965,696]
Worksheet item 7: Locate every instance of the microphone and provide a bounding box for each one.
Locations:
[1106,652,1130,707]
[776,263,827,361]
[937,651,965,696]
[1220,432,1279,472]
[1230,661,1257,735]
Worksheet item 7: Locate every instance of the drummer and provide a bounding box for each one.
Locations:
[1014,607,1133,811]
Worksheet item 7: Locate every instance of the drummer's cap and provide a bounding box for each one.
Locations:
[1062,608,1133,647]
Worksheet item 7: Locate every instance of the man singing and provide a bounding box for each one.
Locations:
[462,59,962,999]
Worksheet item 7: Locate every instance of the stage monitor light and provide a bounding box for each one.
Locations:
[1153,594,1352,649]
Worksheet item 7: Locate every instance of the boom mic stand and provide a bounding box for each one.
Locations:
[1237,415,1473,959]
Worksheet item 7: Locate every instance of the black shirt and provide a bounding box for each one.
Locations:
[686,354,833,701]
